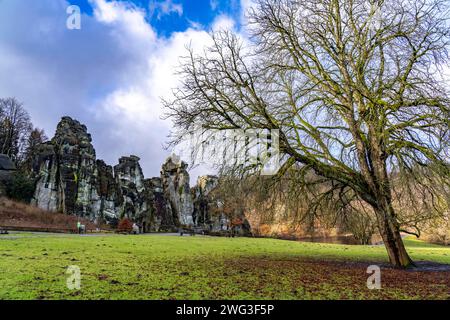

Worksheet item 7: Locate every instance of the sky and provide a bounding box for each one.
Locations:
[0,0,254,181]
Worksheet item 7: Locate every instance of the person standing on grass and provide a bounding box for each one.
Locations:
[77,221,81,234]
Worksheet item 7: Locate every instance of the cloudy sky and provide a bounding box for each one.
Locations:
[0,0,253,181]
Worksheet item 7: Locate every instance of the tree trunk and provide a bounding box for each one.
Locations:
[362,135,414,268]
[375,204,415,268]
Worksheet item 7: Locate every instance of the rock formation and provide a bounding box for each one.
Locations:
[192,175,219,227]
[92,159,119,222]
[32,117,97,216]
[32,118,151,226]
[113,156,150,223]
[161,155,194,226]
[145,177,175,231]
[31,116,252,235]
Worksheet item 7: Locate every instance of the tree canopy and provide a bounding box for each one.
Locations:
[165,0,450,267]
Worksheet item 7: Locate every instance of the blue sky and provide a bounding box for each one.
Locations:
[72,0,243,36]
[0,0,252,180]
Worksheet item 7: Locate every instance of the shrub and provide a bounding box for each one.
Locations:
[5,172,35,203]
[108,217,119,229]
[117,218,133,233]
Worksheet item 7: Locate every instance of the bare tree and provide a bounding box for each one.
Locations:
[0,97,33,163]
[165,0,450,267]
[21,128,48,172]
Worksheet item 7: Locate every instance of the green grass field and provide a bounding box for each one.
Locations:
[0,233,449,300]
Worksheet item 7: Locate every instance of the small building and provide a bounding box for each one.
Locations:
[0,154,16,196]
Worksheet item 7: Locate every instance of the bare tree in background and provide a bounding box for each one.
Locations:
[21,128,48,172]
[0,97,33,163]
[165,0,450,267]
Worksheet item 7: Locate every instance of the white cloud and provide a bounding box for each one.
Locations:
[212,14,236,32]
[88,0,213,177]
[150,0,183,20]
[187,19,204,30]
[94,0,156,40]
[210,0,219,11]
[0,0,250,182]
[240,0,256,25]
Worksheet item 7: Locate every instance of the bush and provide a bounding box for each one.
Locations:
[5,172,35,203]
[108,217,119,229]
[117,218,133,233]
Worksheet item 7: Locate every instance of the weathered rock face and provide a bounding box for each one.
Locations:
[161,156,194,226]
[33,118,150,224]
[31,117,252,235]
[56,117,97,217]
[31,117,194,230]
[92,159,119,221]
[32,117,97,216]
[114,156,151,226]
[32,142,60,212]
[192,175,219,227]
[145,177,175,231]
[0,154,16,171]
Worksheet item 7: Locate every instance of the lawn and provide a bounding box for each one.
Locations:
[0,233,449,300]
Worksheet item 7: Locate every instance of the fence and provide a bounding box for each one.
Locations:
[0,225,96,234]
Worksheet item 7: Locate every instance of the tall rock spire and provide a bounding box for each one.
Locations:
[161,155,194,226]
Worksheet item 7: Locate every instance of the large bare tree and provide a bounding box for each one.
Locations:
[165,0,450,267]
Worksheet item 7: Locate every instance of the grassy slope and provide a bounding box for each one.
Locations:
[0,198,99,231]
[0,233,448,300]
